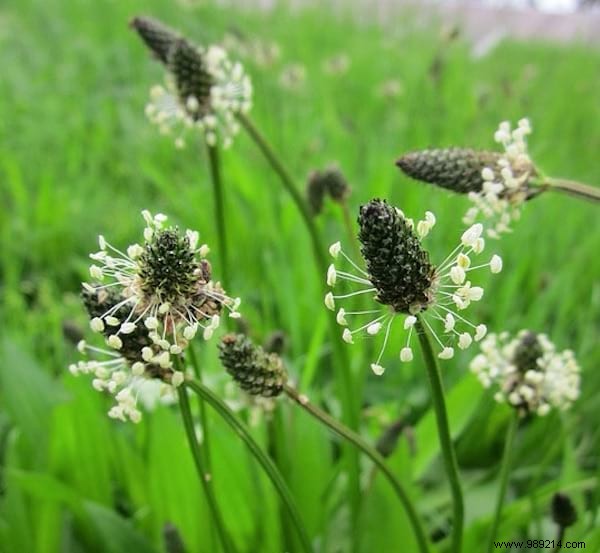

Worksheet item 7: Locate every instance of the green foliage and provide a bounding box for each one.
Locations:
[0,0,598,551]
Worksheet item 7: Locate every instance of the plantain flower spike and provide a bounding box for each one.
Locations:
[325,198,502,375]
[69,210,241,422]
[306,165,351,215]
[470,330,581,417]
[131,15,252,149]
[397,119,538,238]
[218,334,287,398]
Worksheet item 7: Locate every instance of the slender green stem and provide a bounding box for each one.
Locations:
[486,412,519,553]
[284,384,431,553]
[176,384,234,553]
[188,343,212,467]
[415,317,464,553]
[552,526,566,552]
[237,111,361,523]
[206,141,229,285]
[267,406,295,553]
[538,177,600,203]
[185,379,314,553]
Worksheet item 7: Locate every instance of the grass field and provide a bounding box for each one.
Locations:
[1,0,599,552]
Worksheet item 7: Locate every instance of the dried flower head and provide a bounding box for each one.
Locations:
[470,330,581,416]
[326,198,501,375]
[397,119,538,238]
[131,15,252,149]
[218,334,287,397]
[306,165,351,215]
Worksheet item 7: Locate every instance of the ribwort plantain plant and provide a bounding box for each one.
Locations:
[322,198,508,552]
[131,16,253,286]
[71,211,314,553]
[218,333,431,553]
[397,119,600,238]
[469,331,581,553]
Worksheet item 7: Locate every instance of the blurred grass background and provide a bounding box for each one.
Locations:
[0,0,599,551]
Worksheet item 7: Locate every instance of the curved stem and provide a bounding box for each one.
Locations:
[206,141,229,285]
[237,111,361,522]
[185,379,314,553]
[415,317,464,553]
[284,384,431,553]
[540,177,600,203]
[176,385,235,553]
[486,412,519,553]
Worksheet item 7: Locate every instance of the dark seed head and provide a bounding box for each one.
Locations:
[306,166,351,215]
[513,331,544,374]
[396,148,537,197]
[130,16,181,65]
[168,39,213,118]
[218,334,287,398]
[397,148,502,194]
[358,199,435,314]
[551,493,577,528]
[138,228,200,305]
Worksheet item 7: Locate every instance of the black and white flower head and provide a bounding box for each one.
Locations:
[131,16,252,149]
[70,286,185,423]
[397,118,537,238]
[325,199,502,375]
[71,210,241,421]
[470,330,581,417]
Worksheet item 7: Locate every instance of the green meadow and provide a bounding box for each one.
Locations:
[0,0,599,551]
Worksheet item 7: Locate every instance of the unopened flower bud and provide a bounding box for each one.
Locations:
[218,334,287,397]
[551,492,577,529]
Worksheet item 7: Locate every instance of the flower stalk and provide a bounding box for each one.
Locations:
[236,110,361,523]
[176,383,235,553]
[284,384,431,553]
[185,378,314,553]
[486,411,519,553]
[205,142,229,286]
[188,342,212,466]
[538,177,600,203]
[415,317,464,553]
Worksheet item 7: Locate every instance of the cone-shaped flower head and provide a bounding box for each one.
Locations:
[397,119,537,238]
[358,199,435,313]
[132,15,252,149]
[326,198,501,375]
[218,334,287,397]
[397,148,505,194]
[130,16,180,64]
[306,165,351,215]
[551,493,578,528]
[70,210,241,422]
[470,330,581,417]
